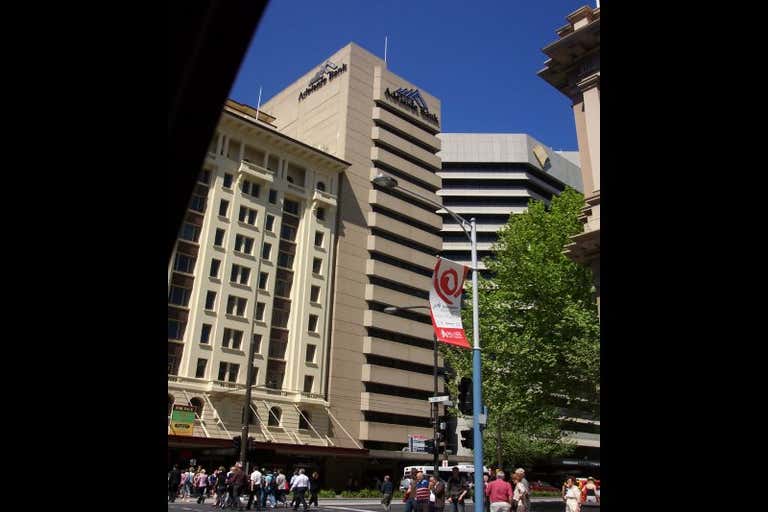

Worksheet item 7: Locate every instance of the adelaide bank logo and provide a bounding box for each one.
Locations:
[298,60,348,101]
[384,87,439,126]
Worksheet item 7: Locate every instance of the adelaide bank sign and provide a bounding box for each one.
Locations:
[384,87,439,127]
[298,60,347,101]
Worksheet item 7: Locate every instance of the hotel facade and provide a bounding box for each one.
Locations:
[169,43,457,486]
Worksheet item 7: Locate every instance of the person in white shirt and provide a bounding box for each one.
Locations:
[247,468,262,510]
[290,469,310,511]
[563,478,581,512]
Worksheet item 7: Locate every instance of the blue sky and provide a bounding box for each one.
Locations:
[230,0,590,150]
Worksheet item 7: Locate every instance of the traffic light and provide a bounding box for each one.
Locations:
[232,435,241,453]
[424,439,435,454]
[458,377,473,415]
[460,428,474,449]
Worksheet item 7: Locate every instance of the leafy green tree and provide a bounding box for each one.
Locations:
[442,188,599,468]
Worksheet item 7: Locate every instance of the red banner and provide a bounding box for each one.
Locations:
[429,257,471,349]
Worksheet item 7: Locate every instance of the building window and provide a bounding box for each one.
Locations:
[265,215,275,232]
[316,181,326,192]
[303,376,314,393]
[255,302,266,321]
[214,228,225,247]
[314,231,324,248]
[235,234,254,255]
[168,394,175,416]
[252,334,262,354]
[275,270,293,298]
[280,224,297,242]
[305,343,317,362]
[242,180,251,195]
[298,410,311,430]
[210,259,221,278]
[180,223,200,242]
[190,193,206,213]
[262,242,272,260]
[173,253,195,274]
[267,155,280,173]
[200,324,212,344]
[226,295,247,317]
[168,319,185,340]
[308,315,319,333]
[222,328,244,350]
[189,397,204,416]
[168,286,191,307]
[223,173,233,188]
[195,358,207,378]
[250,182,260,198]
[268,406,282,427]
[204,291,216,310]
[199,169,211,184]
[277,251,294,269]
[217,362,239,383]
[230,264,250,285]
[312,258,322,275]
[219,199,229,217]
[283,199,300,216]
[310,285,321,303]
[258,272,268,290]
[239,206,257,225]
[316,207,325,221]
[269,189,278,204]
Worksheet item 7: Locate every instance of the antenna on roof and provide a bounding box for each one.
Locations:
[255,85,263,122]
[384,35,388,65]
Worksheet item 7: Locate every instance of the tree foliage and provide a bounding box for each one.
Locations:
[441,188,600,467]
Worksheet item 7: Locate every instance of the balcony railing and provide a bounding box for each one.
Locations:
[312,189,337,207]
[238,160,275,183]
[287,181,307,195]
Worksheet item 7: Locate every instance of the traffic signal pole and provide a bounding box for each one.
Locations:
[433,334,439,476]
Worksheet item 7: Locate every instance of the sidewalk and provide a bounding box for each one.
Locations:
[171,497,564,506]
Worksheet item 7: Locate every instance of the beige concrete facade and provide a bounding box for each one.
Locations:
[261,43,453,461]
[539,5,601,316]
[168,100,351,451]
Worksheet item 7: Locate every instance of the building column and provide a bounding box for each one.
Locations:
[578,74,600,193]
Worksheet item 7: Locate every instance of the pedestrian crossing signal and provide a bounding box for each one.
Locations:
[460,429,474,449]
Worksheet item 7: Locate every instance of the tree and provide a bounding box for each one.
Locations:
[441,188,600,468]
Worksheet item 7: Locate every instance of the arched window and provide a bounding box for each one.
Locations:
[298,410,311,430]
[316,181,326,192]
[189,397,204,417]
[168,394,175,416]
[268,406,282,427]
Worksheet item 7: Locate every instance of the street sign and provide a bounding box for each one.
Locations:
[429,395,452,403]
[408,434,428,453]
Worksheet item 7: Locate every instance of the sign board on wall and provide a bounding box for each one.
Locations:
[170,404,196,436]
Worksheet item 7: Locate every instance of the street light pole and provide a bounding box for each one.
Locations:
[433,334,439,475]
[373,175,484,497]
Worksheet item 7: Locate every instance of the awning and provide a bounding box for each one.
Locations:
[168,435,368,458]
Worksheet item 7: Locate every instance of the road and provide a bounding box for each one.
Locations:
[168,499,566,512]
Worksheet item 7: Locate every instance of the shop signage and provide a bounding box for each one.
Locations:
[429,257,471,349]
[298,60,348,101]
[384,87,439,126]
[170,404,196,436]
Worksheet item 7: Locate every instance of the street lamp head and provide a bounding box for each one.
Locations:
[372,174,398,189]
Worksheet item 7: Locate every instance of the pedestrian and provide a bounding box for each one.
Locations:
[290,469,300,509]
[404,468,418,512]
[381,475,394,512]
[185,467,196,498]
[580,477,599,506]
[308,472,320,509]
[247,465,262,510]
[275,469,287,507]
[429,474,446,512]
[482,473,491,512]
[414,471,431,512]
[225,466,237,509]
[512,470,529,512]
[563,478,580,512]
[196,469,209,504]
[168,464,182,502]
[446,467,468,512]
[290,468,310,512]
[208,470,217,498]
[485,470,513,512]
[215,467,228,508]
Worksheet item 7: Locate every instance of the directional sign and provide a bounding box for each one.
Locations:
[428,395,452,403]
